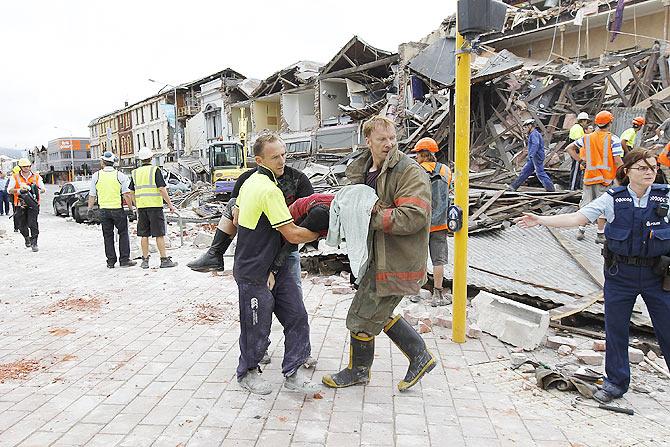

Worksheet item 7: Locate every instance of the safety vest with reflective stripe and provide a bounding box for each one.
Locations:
[12,173,40,206]
[96,169,122,209]
[659,143,670,168]
[579,130,617,186]
[131,165,163,208]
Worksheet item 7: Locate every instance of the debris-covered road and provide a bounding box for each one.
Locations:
[0,186,670,447]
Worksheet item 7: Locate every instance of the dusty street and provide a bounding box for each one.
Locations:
[0,186,669,447]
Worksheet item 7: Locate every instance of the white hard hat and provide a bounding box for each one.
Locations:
[577,112,589,121]
[100,151,118,163]
[136,146,154,160]
[522,118,535,126]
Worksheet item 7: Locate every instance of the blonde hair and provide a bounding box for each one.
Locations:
[362,116,396,138]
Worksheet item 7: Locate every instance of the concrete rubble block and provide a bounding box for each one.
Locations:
[434,315,452,329]
[592,340,606,352]
[403,308,419,326]
[466,323,482,339]
[574,349,603,366]
[418,321,432,334]
[192,231,214,249]
[628,347,645,364]
[647,350,658,362]
[656,358,669,372]
[557,345,572,356]
[470,291,550,350]
[546,336,579,351]
[340,271,350,280]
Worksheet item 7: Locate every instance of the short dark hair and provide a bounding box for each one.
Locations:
[417,150,437,162]
[253,131,283,156]
[102,160,114,167]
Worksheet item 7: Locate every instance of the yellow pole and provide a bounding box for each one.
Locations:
[452,31,471,343]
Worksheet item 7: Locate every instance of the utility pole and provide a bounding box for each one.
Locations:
[452,30,471,343]
[452,0,508,343]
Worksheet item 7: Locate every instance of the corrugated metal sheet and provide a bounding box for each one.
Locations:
[442,225,652,329]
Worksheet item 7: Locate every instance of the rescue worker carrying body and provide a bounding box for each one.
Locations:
[410,137,452,307]
[7,158,45,252]
[620,116,645,153]
[566,110,624,243]
[516,148,670,404]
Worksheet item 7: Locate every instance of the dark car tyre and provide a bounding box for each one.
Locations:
[53,200,60,216]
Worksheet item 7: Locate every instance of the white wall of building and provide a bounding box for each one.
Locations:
[131,97,170,164]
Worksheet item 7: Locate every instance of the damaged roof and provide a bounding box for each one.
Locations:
[408,37,523,87]
[319,35,398,81]
[252,61,323,98]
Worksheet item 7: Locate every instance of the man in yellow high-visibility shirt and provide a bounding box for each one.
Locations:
[569,112,590,190]
[88,151,135,268]
[620,116,645,153]
[130,147,178,269]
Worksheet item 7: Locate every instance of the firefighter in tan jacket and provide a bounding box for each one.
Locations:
[322,116,436,392]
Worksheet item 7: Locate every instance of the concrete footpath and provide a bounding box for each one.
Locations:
[0,187,669,446]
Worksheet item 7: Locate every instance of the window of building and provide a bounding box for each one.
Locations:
[141,108,145,124]
[151,130,155,148]
[137,134,141,149]
[156,129,161,148]
[142,133,146,147]
[155,103,159,120]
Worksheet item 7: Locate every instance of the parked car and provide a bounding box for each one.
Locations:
[53,181,90,217]
[71,190,135,224]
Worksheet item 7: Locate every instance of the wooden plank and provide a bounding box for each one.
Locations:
[606,75,631,107]
[547,227,604,287]
[319,54,399,80]
[571,52,648,92]
[549,291,603,321]
[525,79,561,102]
[634,85,670,109]
[471,190,505,220]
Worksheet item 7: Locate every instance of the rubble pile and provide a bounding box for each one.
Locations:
[405,43,670,183]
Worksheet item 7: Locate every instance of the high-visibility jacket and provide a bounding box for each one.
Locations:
[131,165,163,208]
[569,123,585,141]
[659,143,670,168]
[12,172,40,206]
[579,130,617,186]
[620,127,637,148]
[96,169,122,209]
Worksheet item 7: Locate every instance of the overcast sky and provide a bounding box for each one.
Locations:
[0,0,455,150]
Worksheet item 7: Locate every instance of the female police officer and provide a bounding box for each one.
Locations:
[517,148,670,403]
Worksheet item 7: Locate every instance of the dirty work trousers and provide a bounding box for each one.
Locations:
[602,263,670,397]
[346,260,403,336]
[236,259,311,379]
[15,205,39,241]
[100,208,131,265]
[510,152,555,192]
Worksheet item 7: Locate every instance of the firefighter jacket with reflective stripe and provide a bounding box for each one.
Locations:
[605,184,670,258]
[580,130,617,186]
[96,169,123,209]
[12,173,40,206]
[345,146,431,297]
[131,165,163,208]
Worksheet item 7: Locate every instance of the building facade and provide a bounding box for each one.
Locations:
[46,137,92,182]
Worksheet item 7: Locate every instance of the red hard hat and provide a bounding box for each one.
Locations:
[594,111,614,126]
[412,137,439,153]
[632,116,646,126]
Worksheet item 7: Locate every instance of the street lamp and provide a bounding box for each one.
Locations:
[148,78,181,163]
[54,126,75,182]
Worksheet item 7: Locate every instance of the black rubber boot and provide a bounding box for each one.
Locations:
[322,333,374,388]
[187,229,231,272]
[24,236,31,248]
[30,236,38,252]
[384,315,436,391]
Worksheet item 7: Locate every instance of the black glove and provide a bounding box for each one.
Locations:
[301,205,329,234]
